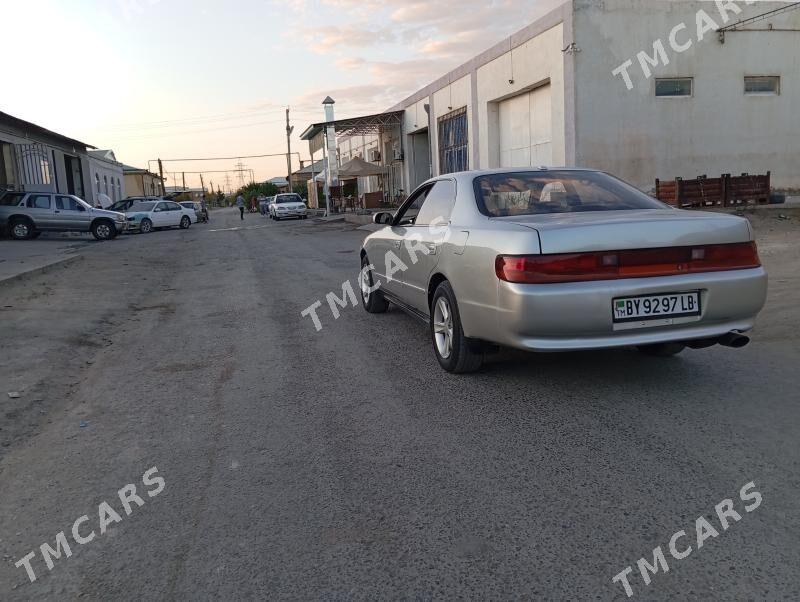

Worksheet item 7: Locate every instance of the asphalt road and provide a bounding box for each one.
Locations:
[0,208,798,600]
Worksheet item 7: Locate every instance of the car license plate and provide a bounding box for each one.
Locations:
[613,292,701,323]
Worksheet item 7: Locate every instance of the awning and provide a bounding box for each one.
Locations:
[339,156,388,178]
[300,110,404,154]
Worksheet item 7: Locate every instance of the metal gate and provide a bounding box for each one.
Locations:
[14,143,52,189]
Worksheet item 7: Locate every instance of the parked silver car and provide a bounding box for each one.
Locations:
[0,191,127,240]
[359,168,767,373]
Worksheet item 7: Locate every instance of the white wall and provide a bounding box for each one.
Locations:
[477,22,567,169]
[88,156,125,206]
[573,0,800,189]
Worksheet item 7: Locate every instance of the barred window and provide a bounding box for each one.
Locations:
[438,107,469,174]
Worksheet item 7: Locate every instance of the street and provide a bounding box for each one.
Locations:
[1,207,798,600]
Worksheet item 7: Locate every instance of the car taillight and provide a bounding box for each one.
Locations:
[495,242,761,284]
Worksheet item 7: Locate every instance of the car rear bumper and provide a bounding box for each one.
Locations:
[492,267,768,351]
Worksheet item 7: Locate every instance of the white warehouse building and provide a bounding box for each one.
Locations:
[303,0,800,204]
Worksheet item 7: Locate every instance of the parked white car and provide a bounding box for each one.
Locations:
[269,194,308,220]
[125,200,195,233]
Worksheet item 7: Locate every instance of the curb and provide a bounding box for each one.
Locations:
[0,253,84,288]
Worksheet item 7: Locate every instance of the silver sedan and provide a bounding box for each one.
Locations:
[359,168,767,373]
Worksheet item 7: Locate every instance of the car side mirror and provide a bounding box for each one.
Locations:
[374,212,393,225]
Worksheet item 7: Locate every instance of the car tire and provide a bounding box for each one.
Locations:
[180,216,191,229]
[91,220,115,241]
[30,231,42,239]
[430,281,483,373]
[360,255,389,313]
[140,219,152,234]
[637,342,686,357]
[9,218,34,240]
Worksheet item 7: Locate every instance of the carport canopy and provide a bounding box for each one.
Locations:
[300,110,404,154]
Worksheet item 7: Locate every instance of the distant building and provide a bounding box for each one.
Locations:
[88,150,125,207]
[165,186,206,201]
[123,164,164,198]
[0,111,95,201]
[267,177,289,192]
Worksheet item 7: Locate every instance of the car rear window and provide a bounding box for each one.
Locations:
[276,195,302,204]
[0,192,26,206]
[473,171,667,217]
[130,202,155,212]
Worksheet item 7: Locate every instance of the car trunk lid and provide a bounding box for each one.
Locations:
[495,210,751,254]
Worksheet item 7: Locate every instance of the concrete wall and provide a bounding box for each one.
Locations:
[88,156,125,207]
[0,125,92,198]
[476,22,567,168]
[124,172,162,197]
[573,0,800,190]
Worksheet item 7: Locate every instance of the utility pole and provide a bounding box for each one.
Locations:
[286,107,294,194]
[199,173,205,196]
[158,159,164,196]
[182,172,186,191]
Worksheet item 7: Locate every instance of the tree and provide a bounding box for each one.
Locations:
[292,181,308,199]
[235,182,279,199]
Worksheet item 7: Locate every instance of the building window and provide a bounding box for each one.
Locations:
[104,175,108,195]
[655,78,693,97]
[745,76,780,95]
[438,107,469,174]
[96,173,101,193]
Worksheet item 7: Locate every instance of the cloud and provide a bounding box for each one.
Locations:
[287,0,556,117]
[303,24,396,52]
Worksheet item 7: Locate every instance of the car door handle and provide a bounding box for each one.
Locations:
[426,243,437,255]
[394,240,401,249]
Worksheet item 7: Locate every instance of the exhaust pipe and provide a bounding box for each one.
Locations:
[717,332,750,349]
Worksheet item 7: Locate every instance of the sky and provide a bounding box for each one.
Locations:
[1,0,545,190]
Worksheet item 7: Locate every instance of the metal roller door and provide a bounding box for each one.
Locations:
[498,84,552,168]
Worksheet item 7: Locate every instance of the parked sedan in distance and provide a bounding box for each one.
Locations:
[179,201,202,223]
[109,196,163,213]
[269,194,307,220]
[125,200,194,233]
[0,191,127,240]
[360,168,767,373]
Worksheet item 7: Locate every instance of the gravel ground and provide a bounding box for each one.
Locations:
[0,208,798,600]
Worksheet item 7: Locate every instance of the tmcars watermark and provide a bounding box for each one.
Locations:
[612,0,759,91]
[13,466,166,584]
[300,219,450,332]
[611,480,762,598]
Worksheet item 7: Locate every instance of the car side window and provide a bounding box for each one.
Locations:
[394,186,431,226]
[27,194,51,209]
[415,180,456,226]
[168,202,181,211]
[56,196,79,211]
[155,202,169,212]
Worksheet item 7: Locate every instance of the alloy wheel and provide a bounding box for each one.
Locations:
[13,223,31,239]
[433,297,454,359]
[96,223,112,239]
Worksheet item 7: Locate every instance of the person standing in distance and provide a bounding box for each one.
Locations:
[235,194,245,220]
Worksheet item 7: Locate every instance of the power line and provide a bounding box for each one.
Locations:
[156,152,303,162]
